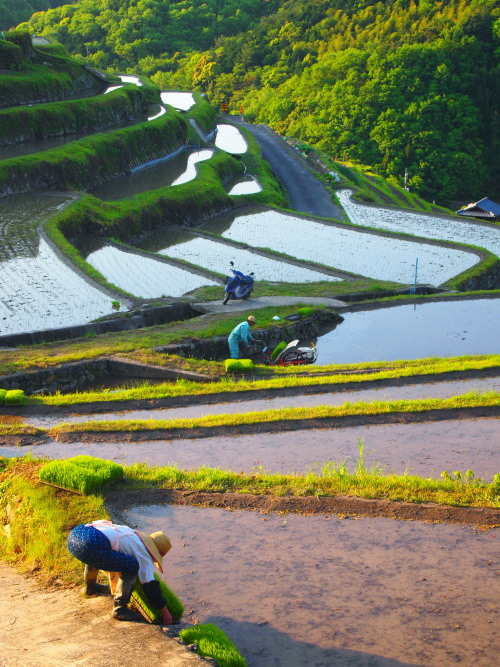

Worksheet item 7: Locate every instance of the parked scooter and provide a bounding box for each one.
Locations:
[223,261,255,305]
[248,339,318,366]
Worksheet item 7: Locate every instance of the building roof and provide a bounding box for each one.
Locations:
[456,197,500,218]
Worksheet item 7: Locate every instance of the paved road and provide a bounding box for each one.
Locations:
[231,119,345,220]
[193,295,346,315]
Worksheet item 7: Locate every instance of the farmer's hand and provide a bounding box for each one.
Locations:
[160,606,173,625]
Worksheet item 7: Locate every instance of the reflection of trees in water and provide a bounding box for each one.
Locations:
[0,194,71,261]
[200,205,270,236]
[136,227,196,253]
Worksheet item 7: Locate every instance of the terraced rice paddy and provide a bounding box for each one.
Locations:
[215,124,248,154]
[317,298,500,363]
[139,230,341,283]
[91,149,214,200]
[160,91,195,110]
[212,210,479,285]
[0,194,122,335]
[337,189,500,258]
[227,176,262,195]
[82,243,218,297]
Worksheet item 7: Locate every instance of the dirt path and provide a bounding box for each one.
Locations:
[0,562,205,667]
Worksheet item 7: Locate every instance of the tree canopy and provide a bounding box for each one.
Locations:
[15,0,500,202]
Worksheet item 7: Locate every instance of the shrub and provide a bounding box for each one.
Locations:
[39,456,124,494]
[224,359,254,373]
[180,623,246,667]
[4,389,26,405]
[132,573,184,623]
[297,307,314,318]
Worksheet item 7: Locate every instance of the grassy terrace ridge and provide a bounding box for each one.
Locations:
[18,354,500,407]
[40,392,499,436]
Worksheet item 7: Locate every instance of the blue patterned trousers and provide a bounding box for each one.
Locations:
[67,524,139,573]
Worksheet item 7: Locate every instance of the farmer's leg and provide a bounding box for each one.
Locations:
[228,335,240,359]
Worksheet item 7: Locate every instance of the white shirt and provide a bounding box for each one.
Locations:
[89,520,156,584]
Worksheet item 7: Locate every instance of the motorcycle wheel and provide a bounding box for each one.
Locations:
[242,292,252,300]
[223,292,231,305]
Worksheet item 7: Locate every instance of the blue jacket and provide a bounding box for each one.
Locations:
[228,320,253,344]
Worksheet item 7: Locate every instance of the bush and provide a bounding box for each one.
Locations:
[180,623,246,667]
[4,389,26,405]
[39,456,124,494]
[224,359,254,373]
[132,573,184,623]
[297,307,315,318]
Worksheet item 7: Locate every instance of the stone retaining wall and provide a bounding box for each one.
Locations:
[153,309,344,361]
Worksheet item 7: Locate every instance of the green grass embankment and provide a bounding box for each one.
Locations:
[21,354,500,407]
[0,85,157,146]
[43,392,499,438]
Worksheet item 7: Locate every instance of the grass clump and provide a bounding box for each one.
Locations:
[224,358,254,373]
[179,623,246,667]
[132,573,184,623]
[39,456,124,494]
[3,390,26,405]
[297,307,315,318]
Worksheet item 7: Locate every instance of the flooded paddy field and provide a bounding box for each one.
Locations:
[207,209,478,286]
[91,149,214,200]
[0,194,124,335]
[337,189,500,259]
[138,228,341,283]
[215,124,248,154]
[122,504,498,667]
[318,298,500,364]
[17,416,499,482]
[79,242,218,298]
[160,91,195,110]
[227,176,262,195]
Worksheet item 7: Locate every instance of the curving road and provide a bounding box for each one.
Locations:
[231,119,345,219]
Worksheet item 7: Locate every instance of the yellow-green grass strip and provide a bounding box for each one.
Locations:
[28,354,500,407]
[47,391,499,436]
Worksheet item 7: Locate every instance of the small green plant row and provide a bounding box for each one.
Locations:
[132,573,184,624]
[47,391,500,436]
[0,389,26,405]
[123,452,500,508]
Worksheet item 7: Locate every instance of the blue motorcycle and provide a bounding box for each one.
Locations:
[223,261,255,305]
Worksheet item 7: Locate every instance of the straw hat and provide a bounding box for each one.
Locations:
[136,530,171,572]
[247,315,257,324]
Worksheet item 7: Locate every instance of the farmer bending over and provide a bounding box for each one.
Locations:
[67,519,173,623]
[228,315,257,358]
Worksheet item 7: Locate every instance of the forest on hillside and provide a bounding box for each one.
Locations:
[12,0,500,202]
[0,0,65,28]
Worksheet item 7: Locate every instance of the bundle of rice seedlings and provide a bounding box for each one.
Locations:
[3,389,26,405]
[224,358,254,373]
[132,573,184,623]
[39,456,124,494]
[180,623,246,667]
[270,341,287,361]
